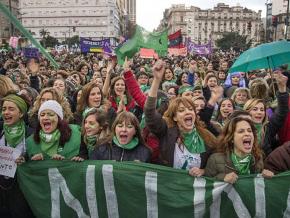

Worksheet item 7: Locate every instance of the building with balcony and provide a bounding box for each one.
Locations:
[0,0,19,40]
[158,3,263,46]
[18,0,128,45]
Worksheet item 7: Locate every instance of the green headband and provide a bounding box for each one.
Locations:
[2,94,28,113]
[178,86,194,95]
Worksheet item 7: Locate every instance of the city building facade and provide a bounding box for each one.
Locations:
[272,0,289,15]
[0,0,19,40]
[158,3,263,46]
[18,0,127,45]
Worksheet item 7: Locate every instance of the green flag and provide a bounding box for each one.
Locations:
[116,25,168,65]
[17,160,290,218]
[0,3,59,68]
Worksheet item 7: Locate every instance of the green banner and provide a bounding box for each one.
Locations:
[116,25,168,65]
[17,160,290,218]
[0,3,59,68]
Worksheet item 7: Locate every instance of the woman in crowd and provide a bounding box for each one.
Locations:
[28,87,73,128]
[0,93,34,218]
[213,98,235,129]
[144,60,217,176]
[231,87,251,110]
[74,82,115,125]
[205,117,273,183]
[176,72,188,86]
[52,78,67,96]
[27,100,82,161]
[90,111,151,162]
[79,108,111,158]
[243,71,288,155]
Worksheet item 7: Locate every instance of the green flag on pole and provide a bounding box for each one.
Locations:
[116,25,168,65]
[0,2,59,68]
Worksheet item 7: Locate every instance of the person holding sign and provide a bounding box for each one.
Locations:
[0,92,34,218]
[205,117,273,184]
[26,100,82,161]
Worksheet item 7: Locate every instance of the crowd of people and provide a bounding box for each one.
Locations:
[0,48,289,217]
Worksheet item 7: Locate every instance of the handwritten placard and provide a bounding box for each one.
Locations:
[0,146,21,178]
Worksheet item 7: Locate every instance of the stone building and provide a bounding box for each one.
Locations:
[158,3,263,46]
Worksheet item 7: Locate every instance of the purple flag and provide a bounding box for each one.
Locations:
[80,37,112,54]
[186,39,212,55]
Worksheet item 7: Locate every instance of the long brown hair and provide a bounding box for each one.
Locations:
[163,97,218,148]
[218,117,263,162]
[76,82,104,113]
[109,76,132,103]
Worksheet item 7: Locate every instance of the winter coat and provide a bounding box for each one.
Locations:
[26,124,81,159]
[264,141,290,174]
[205,152,264,181]
[90,140,151,162]
[144,96,212,168]
[262,91,289,155]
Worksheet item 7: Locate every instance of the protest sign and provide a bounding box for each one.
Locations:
[140,48,158,59]
[80,37,112,54]
[18,160,290,218]
[168,47,187,57]
[0,146,20,178]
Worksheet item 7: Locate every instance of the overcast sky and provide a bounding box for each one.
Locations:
[136,0,266,31]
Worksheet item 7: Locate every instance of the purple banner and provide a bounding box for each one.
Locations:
[186,38,212,55]
[80,37,112,54]
[23,47,40,58]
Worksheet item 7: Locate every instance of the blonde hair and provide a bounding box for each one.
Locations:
[231,87,251,102]
[0,75,16,98]
[243,98,267,125]
[29,87,73,122]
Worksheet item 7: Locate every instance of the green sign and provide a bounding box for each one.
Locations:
[17,160,290,218]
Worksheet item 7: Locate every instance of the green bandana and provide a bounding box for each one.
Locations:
[39,129,61,157]
[178,86,194,95]
[116,96,128,106]
[181,128,206,154]
[140,85,150,92]
[2,94,27,113]
[3,120,25,147]
[254,123,263,145]
[113,136,139,150]
[231,152,252,175]
[82,107,94,119]
[235,103,245,110]
[84,135,97,156]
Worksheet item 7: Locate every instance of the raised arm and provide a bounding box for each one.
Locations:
[102,59,115,97]
[144,60,168,137]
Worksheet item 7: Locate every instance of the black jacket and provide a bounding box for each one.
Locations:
[90,141,151,162]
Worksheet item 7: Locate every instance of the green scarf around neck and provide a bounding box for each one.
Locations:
[116,96,128,106]
[181,128,206,154]
[254,123,263,145]
[4,120,25,147]
[231,152,252,175]
[85,135,97,155]
[39,129,61,157]
[113,136,139,150]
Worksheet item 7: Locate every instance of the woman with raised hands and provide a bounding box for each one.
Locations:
[0,92,34,218]
[26,100,82,161]
[205,117,273,184]
[144,60,218,177]
[243,71,289,156]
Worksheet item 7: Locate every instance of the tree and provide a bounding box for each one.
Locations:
[63,35,80,47]
[216,32,252,52]
[39,28,50,48]
[40,35,59,48]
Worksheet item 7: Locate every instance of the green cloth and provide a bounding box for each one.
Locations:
[140,85,150,92]
[84,135,97,156]
[115,25,168,65]
[181,128,206,154]
[113,136,139,150]
[235,103,245,110]
[231,152,252,175]
[254,123,263,145]
[39,129,61,157]
[2,94,28,113]
[26,124,81,159]
[178,86,194,95]
[116,96,128,106]
[3,120,25,147]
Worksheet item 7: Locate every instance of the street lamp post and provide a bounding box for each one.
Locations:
[8,0,14,36]
[285,0,290,39]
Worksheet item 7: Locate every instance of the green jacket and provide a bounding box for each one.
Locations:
[205,152,264,181]
[26,124,81,159]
